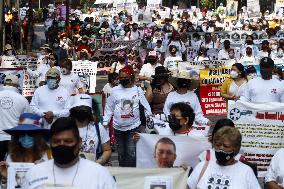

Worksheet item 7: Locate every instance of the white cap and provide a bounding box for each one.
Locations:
[71,94,92,108]
[4,74,19,85]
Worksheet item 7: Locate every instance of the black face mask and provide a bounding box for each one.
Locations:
[224,44,230,49]
[260,68,272,79]
[177,78,191,88]
[148,58,157,65]
[74,111,91,122]
[118,57,125,63]
[215,149,235,166]
[246,40,253,45]
[120,78,130,87]
[52,145,78,165]
[168,115,182,131]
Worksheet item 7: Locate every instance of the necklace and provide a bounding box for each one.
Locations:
[53,160,80,186]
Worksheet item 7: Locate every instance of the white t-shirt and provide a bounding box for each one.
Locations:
[191,40,202,50]
[127,30,141,40]
[240,55,257,66]
[139,63,162,78]
[164,56,182,73]
[0,86,30,141]
[24,158,117,189]
[187,161,261,189]
[30,85,70,119]
[79,123,110,161]
[229,80,247,97]
[218,49,230,60]
[60,73,84,95]
[240,77,284,103]
[200,41,215,49]
[163,91,209,125]
[265,148,284,186]
[102,83,113,97]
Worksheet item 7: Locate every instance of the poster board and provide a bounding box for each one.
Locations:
[7,163,34,189]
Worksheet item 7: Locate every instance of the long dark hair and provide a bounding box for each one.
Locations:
[9,134,48,162]
[232,63,247,79]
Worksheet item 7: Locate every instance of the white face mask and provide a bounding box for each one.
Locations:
[6,50,13,56]
[230,70,239,79]
[247,73,257,80]
[271,45,278,50]
[278,50,283,58]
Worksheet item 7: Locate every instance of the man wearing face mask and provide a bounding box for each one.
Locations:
[240,46,257,66]
[139,51,162,85]
[0,75,30,161]
[218,40,231,60]
[30,68,70,127]
[241,35,259,57]
[24,117,117,188]
[103,65,151,167]
[59,59,84,95]
[166,31,186,58]
[164,71,210,126]
[241,57,284,103]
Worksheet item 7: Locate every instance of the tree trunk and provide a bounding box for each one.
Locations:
[26,0,34,53]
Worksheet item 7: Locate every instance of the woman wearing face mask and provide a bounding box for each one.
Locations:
[258,40,272,60]
[59,59,84,95]
[103,66,151,167]
[188,127,261,189]
[241,35,259,57]
[27,53,60,86]
[163,71,210,126]
[194,47,210,61]
[221,63,247,104]
[69,94,111,165]
[0,113,50,185]
[145,66,173,114]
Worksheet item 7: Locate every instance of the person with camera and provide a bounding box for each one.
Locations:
[145,66,173,114]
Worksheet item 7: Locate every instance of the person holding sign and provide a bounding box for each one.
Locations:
[163,71,210,126]
[24,117,117,188]
[69,94,111,165]
[59,59,84,95]
[0,113,50,186]
[221,63,247,104]
[240,57,284,103]
[103,65,151,167]
[187,127,261,189]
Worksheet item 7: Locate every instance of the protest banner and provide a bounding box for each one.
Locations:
[147,0,162,8]
[72,61,97,93]
[276,0,284,6]
[22,70,37,97]
[107,167,188,189]
[136,133,210,168]
[247,0,261,17]
[7,163,34,189]
[178,60,233,70]
[199,67,231,116]
[228,100,284,177]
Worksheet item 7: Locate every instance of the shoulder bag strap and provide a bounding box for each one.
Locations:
[197,161,209,184]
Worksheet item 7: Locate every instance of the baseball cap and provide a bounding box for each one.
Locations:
[46,68,60,78]
[71,94,92,108]
[4,74,19,85]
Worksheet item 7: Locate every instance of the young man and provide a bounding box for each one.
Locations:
[24,117,116,188]
[154,137,176,168]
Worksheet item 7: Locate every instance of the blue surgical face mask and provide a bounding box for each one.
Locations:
[19,135,34,149]
[46,79,57,89]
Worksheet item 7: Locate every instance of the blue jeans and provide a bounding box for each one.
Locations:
[114,126,142,167]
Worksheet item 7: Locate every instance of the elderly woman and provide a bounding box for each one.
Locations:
[0,113,50,186]
[265,148,284,188]
[187,127,261,189]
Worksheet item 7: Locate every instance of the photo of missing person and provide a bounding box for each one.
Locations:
[150,184,167,189]
[226,1,238,17]
[120,99,134,118]
[15,171,26,188]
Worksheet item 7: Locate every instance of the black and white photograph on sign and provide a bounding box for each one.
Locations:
[78,74,90,92]
[226,0,238,17]
[144,176,173,189]
[7,163,34,189]
[150,185,166,189]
